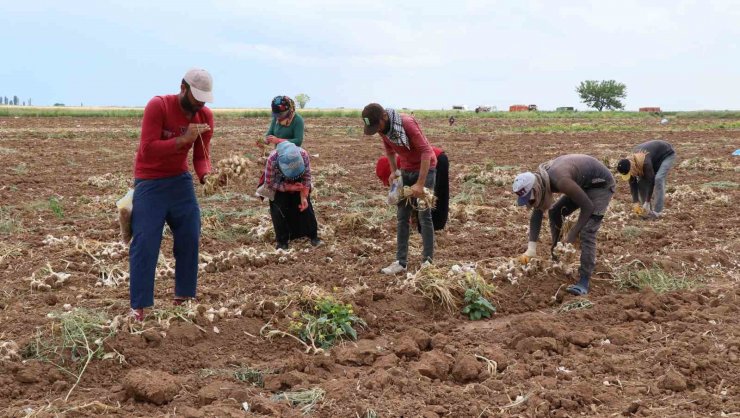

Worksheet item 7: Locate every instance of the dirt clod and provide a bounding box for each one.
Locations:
[659,370,688,392]
[412,350,453,381]
[123,369,180,405]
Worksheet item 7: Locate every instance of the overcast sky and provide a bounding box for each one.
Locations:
[2,0,738,110]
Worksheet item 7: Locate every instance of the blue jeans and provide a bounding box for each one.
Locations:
[653,153,676,213]
[397,168,436,266]
[129,173,200,309]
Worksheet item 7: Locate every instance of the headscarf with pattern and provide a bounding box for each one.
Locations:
[384,108,410,149]
[271,95,296,127]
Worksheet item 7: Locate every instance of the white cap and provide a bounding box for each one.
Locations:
[513,172,536,206]
[183,68,214,103]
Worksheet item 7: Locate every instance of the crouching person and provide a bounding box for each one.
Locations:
[513,154,615,296]
[616,139,676,219]
[264,141,320,250]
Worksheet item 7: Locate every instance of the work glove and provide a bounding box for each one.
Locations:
[632,203,645,216]
[640,202,652,219]
[517,242,537,264]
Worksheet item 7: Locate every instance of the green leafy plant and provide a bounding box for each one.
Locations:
[461,288,496,320]
[288,297,366,350]
[49,197,64,218]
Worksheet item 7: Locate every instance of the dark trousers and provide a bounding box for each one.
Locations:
[430,153,449,231]
[269,191,318,245]
[129,173,200,309]
[398,168,436,265]
[548,184,614,279]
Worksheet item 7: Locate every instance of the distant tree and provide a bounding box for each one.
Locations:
[22,101,25,106]
[3,97,7,105]
[13,95,19,106]
[28,98,32,106]
[53,103,66,107]
[576,80,626,111]
[294,93,311,109]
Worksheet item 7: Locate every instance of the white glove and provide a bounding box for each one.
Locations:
[518,242,537,264]
[525,241,537,257]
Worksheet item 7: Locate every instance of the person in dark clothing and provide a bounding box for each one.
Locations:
[376,147,449,231]
[264,141,320,250]
[448,116,456,126]
[513,154,615,296]
[617,139,676,219]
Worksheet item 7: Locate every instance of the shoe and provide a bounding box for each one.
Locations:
[421,260,433,269]
[381,261,407,275]
[173,297,195,306]
[130,308,145,322]
[310,238,322,247]
[276,242,289,250]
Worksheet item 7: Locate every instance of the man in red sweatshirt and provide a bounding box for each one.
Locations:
[129,68,214,321]
[362,103,437,275]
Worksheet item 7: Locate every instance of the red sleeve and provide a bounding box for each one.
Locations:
[193,108,214,181]
[403,117,434,163]
[381,136,395,155]
[139,97,177,158]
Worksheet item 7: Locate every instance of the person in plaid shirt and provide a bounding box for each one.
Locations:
[263,141,320,250]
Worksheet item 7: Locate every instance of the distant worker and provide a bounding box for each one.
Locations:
[129,68,215,321]
[376,146,449,231]
[513,154,615,296]
[616,139,676,219]
[449,115,456,126]
[362,103,438,275]
[260,95,304,147]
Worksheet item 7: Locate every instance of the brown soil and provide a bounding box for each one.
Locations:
[0,115,739,417]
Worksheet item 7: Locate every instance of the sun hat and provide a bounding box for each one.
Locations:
[183,68,214,103]
[277,142,305,180]
[362,103,385,135]
[513,172,536,206]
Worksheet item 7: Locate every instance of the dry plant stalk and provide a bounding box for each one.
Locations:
[204,154,251,196]
[403,264,495,314]
[557,299,594,312]
[402,265,458,313]
[401,186,437,211]
[336,212,375,233]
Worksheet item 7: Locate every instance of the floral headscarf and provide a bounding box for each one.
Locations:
[271,95,296,127]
